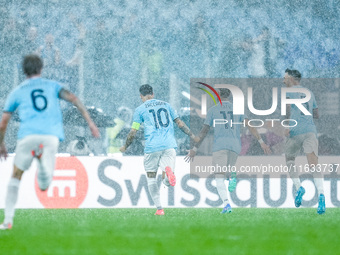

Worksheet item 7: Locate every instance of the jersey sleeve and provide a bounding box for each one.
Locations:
[204,108,214,126]
[132,108,143,130]
[168,104,179,120]
[55,82,63,98]
[3,90,19,113]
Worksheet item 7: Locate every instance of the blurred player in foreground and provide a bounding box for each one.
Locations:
[185,88,271,213]
[0,54,100,230]
[283,69,325,214]
[120,84,198,215]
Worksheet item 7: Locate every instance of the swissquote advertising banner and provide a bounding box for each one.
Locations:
[0,155,339,209]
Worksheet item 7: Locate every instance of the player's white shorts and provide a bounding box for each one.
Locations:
[212,150,238,177]
[14,135,59,171]
[285,132,318,158]
[144,148,176,173]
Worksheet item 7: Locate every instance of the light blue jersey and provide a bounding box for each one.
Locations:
[132,99,179,153]
[3,78,64,141]
[287,85,317,137]
[205,101,246,154]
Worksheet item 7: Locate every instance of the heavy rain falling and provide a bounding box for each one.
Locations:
[1,0,339,155]
[0,1,340,254]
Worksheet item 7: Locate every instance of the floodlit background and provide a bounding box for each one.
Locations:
[0,2,340,254]
[0,0,339,155]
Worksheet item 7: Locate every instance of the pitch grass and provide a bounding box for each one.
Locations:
[0,208,339,255]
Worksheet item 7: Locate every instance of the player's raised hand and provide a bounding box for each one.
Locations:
[0,143,7,161]
[184,149,196,163]
[261,143,271,155]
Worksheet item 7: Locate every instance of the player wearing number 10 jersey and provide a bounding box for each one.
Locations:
[0,54,100,230]
[120,84,197,215]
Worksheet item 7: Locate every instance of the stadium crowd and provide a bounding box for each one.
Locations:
[0,0,339,155]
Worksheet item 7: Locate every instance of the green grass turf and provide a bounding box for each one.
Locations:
[0,208,339,255]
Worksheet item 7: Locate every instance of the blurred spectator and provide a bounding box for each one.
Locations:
[1,18,22,89]
[189,15,212,77]
[23,27,39,54]
[85,19,114,112]
[105,107,133,154]
[243,26,285,77]
[219,35,252,77]
[114,12,140,109]
[0,6,10,33]
[67,16,87,98]
[262,27,277,77]
[16,6,30,37]
[1,19,22,59]
[37,34,62,80]
[38,34,61,67]
[0,6,11,101]
[246,27,267,77]
[140,39,164,95]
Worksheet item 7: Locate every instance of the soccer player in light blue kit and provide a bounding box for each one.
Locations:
[0,54,100,229]
[120,84,198,215]
[283,69,325,214]
[185,88,271,213]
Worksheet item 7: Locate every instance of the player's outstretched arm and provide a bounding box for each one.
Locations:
[0,112,11,160]
[120,128,138,153]
[184,124,210,163]
[174,118,199,142]
[59,88,100,138]
[245,119,271,155]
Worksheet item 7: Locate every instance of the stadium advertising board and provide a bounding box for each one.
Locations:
[0,156,339,209]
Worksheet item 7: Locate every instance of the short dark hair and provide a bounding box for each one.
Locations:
[219,88,230,98]
[22,54,43,76]
[285,68,301,80]
[139,84,153,96]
